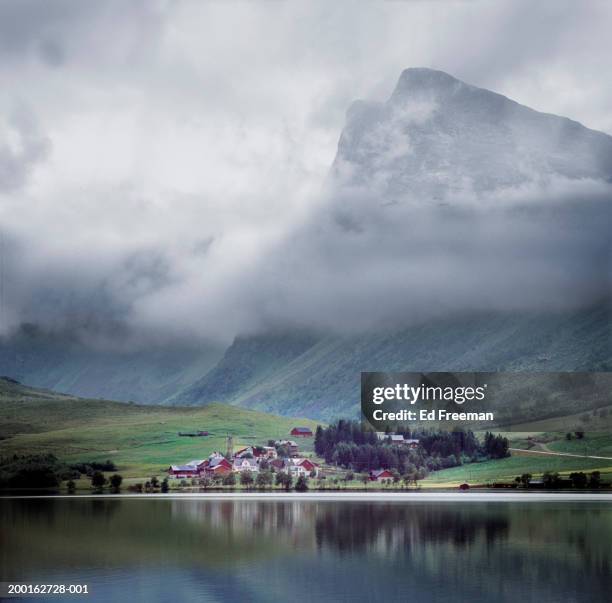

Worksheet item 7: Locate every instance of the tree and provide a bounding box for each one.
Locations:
[566,432,573,441]
[240,471,254,488]
[295,475,309,492]
[542,472,561,489]
[519,473,532,488]
[360,473,370,487]
[223,473,236,486]
[91,471,106,491]
[256,471,273,489]
[277,444,290,458]
[275,471,292,491]
[574,430,585,440]
[109,473,123,493]
[150,476,160,489]
[345,471,354,482]
[483,432,509,459]
[314,425,325,456]
[589,471,601,489]
[569,472,588,488]
[199,476,212,489]
[161,478,169,493]
[67,479,76,494]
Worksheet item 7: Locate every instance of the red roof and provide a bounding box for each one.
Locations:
[371,469,394,480]
[291,427,313,435]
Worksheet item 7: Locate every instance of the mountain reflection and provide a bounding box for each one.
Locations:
[1,498,610,603]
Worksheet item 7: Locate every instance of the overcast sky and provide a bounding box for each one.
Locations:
[1,0,611,345]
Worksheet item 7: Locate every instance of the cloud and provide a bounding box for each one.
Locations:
[0,104,51,192]
[0,0,611,347]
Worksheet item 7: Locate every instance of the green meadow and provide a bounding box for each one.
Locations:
[422,452,612,486]
[0,379,318,477]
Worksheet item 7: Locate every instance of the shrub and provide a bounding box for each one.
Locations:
[295,475,309,492]
[256,471,273,489]
[109,474,123,493]
[223,473,236,487]
[240,471,254,488]
[275,472,292,491]
[91,471,106,491]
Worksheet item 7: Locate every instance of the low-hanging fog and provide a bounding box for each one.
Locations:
[0,0,611,349]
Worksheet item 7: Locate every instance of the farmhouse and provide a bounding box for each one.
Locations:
[186,459,209,471]
[234,446,254,458]
[168,464,200,479]
[262,446,278,459]
[275,439,299,456]
[370,469,394,483]
[206,455,232,475]
[291,427,313,437]
[375,433,420,448]
[233,458,259,473]
[276,457,319,477]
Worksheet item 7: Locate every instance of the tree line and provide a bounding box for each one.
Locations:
[314,421,509,476]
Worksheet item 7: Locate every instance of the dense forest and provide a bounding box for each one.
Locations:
[314,421,508,476]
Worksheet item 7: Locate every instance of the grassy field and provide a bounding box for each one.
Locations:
[546,432,612,456]
[0,379,319,477]
[422,452,612,486]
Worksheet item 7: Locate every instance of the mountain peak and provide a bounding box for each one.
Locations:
[392,67,465,96]
[332,67,612,198]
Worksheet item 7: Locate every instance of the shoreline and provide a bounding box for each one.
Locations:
[3,491,612,502]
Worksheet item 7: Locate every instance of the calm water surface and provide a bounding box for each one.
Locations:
[1,498,610,602]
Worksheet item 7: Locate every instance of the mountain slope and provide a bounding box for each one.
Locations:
[174,302,611,420]
[0,325,224,404]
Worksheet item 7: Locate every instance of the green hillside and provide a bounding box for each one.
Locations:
[174,303,612,420]
[0,378,319,477]
[0,324,224,404]
[1,303,609,421]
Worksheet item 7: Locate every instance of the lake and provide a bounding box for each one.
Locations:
[1,495,610,602]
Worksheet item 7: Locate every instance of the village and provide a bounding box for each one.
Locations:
[168,426,421,486]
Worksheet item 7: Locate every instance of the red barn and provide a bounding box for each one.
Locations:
[291,427,313,437]
[168,465,200,479]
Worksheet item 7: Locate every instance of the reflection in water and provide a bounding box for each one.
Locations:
[1,498,610,602]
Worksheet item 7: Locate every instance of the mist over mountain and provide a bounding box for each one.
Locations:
[332,68,612,199]
[1,68,611,417]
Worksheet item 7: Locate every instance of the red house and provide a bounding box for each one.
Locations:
[290,427,313,437]
[206,455,232,475]
[297,458,317,473]
[370,469,394,482]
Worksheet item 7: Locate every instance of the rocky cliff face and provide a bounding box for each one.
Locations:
[332,68,612,200]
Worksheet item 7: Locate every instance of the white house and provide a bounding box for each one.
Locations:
[233,458,259,473]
